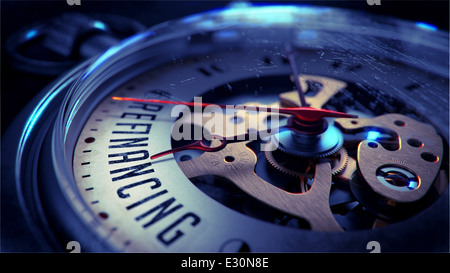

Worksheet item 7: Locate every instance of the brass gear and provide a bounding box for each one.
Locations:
[265,146,348,178]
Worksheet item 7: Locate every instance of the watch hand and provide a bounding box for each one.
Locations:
[150,128,286,160]
[111,97,357,121]
[285,44,309,107]
[150,138,227,160]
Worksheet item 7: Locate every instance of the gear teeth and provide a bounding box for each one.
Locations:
[265,146,348,178]
[330,148,348,175]
[277,140,343,158]
[264,149,315,178]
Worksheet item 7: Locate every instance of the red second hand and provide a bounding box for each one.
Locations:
[150,138,227,160]
[112,96,358,159]
[111,97,357,122]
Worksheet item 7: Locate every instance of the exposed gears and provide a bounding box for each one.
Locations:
[326,148,349,175]
[264,145,348,178]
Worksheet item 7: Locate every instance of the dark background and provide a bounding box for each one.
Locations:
[1,0,449,134]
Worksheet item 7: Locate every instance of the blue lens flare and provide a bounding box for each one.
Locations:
[415,22,438,31]
[183,4,330,29]
[25,29,38,40]
[92,20,108,31]
[367,131,381,141]
[408,180,419,190]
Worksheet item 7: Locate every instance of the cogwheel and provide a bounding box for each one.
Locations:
[327,147,348,175]
[265,146,348,178]
[265,147,315,178]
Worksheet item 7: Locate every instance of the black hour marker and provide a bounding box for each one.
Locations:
[406,82,421,91]
[331,60,341,69]
[149,89,172,98]
[82,174,91,178]
[263,57,273,65]
[198,67,211,76]
[83,150,92,153]
[91,200,99,204]
[198,63,227,77]
[81,162,90,165]
[347,64,363,72]
[90,129,98,132]
[85,187,94,191]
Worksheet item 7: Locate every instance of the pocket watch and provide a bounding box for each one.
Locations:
[2,2,448,252]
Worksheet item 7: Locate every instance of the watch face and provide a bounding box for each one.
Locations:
[2,2,449,253]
